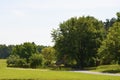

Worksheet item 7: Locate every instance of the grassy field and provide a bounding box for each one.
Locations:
[0,59,120,80]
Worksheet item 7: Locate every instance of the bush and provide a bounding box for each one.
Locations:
[7,55,28,67]
[15,58,28,68]
[29,54,44,68]
[7,55,20,67]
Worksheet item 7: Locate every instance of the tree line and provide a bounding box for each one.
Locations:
[6,42,57,68]
[0,45,14,59]
[1,12,120,69]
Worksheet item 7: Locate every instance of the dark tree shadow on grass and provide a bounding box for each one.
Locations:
[102,69,120,73]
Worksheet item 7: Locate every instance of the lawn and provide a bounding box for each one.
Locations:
[0,59,120,80]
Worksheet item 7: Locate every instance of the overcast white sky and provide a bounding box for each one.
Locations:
[0,0,120,46]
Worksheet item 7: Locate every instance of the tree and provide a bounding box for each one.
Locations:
[12,42,38,63]
[41,47,56,66]
[52,16,105,69]
[7,42,39,68]
[98,22,120,64]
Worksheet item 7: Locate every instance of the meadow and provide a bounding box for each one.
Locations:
[0,59,120,80]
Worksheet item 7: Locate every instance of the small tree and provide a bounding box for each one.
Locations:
[12,42,38,63]
[41,47,56,66]
[29,54,44,68]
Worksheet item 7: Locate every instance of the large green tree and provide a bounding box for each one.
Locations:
[52,16,105,69]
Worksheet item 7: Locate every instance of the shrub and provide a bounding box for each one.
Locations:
[7,55,28,67]
[15,58,28,68]
[29,54,44,68]
[7,55,20,67]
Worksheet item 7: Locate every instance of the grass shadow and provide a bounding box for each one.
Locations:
[102,69,120,73]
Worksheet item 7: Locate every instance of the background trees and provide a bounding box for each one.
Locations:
[52,16,105,69]
[0,45,14,59]
[98,14,120,64]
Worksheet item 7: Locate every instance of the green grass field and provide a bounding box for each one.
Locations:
[0,59,120,80]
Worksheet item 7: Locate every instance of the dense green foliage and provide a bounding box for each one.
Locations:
[7,55,27,67]
[12,42,38,62]
[6,42,49,68]
[41,47,56,66]
[98,22,120,64]
[29,54,44,68]
[51,12,120,69]
[0,45,14,59]
[52,16,105,69]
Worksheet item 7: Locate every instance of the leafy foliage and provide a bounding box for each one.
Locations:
[7,42,47,68]
[41,47,56,66]
[29,54,44,68]
[98,22,120,64]
[12,42,38,62]
[52,16,105,68]
[7,55,27,67]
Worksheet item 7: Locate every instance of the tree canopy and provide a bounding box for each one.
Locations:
[52,16,105,68]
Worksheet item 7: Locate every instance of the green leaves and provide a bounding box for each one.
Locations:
[52,16,105,68]
[12,42,37,62]
[98,22,120,64]
[29,54,44,68]
[41,47,56,66]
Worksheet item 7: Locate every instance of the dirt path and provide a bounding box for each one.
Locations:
[73,70,120,76]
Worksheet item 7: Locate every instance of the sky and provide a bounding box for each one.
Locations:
[0,0,120,46]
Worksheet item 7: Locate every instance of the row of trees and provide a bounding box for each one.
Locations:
[2,12,120,69]
[0,43,45,59]
[6,42,56,68]
[52,12,120,69]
